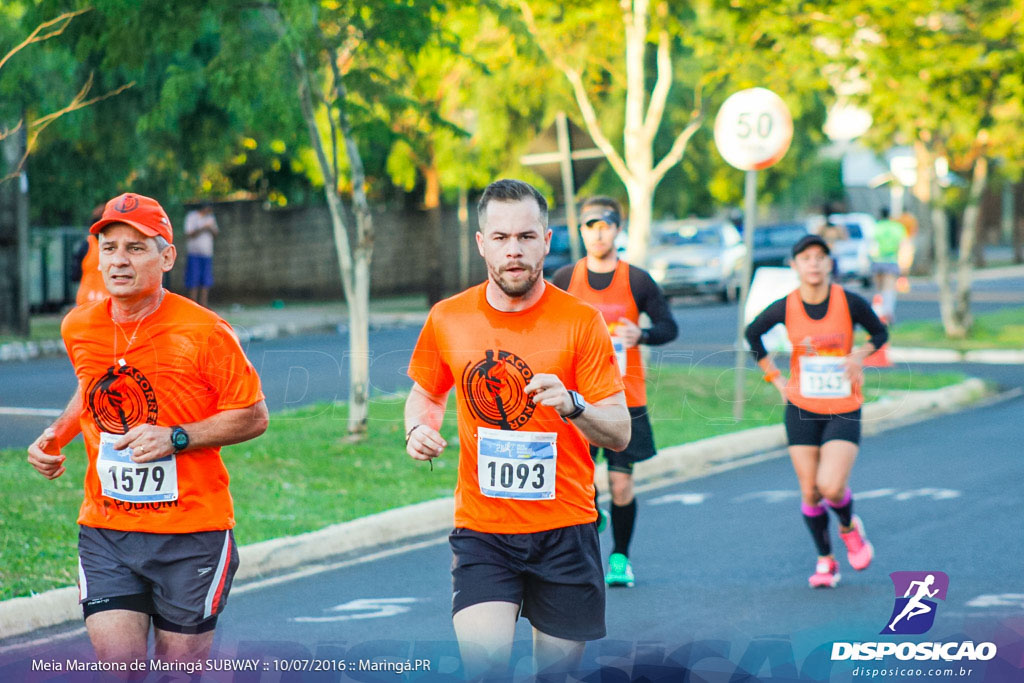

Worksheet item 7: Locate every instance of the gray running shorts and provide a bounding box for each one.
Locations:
[78,525,239,632]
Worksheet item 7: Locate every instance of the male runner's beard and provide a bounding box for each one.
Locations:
[491,260,542,298]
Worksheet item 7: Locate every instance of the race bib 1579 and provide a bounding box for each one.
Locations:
[97,431,178,503]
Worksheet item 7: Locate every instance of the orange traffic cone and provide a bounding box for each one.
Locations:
[865,293,892,367]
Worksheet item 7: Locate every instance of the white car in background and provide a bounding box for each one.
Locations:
[827,212,876,288]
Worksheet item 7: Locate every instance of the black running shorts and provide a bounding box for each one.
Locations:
[590,406,656,474]
[784,403,862,447]
[78,525,239,633]
[449,523,605,641]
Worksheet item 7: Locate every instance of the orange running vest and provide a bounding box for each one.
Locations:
[784,283,863,414]
[76,236,107,306]
[567,259,646,407]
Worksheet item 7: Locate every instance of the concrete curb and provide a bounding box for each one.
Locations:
[0,377,991,641]
[889,347,1024,365]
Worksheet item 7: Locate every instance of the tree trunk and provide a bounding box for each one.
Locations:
[952,156,987,336]
[290,38,372,437]
[0,118,30,336]
[932,175,964,338]
[910,140,935,275]
[339,93,374,436]
[1014,182,1024,264]
[422,163,444,306]
[624,180,654,266]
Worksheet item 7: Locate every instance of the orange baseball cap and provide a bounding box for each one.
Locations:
[90,193,174,243]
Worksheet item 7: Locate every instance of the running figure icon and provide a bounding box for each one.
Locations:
[887,574,939,632]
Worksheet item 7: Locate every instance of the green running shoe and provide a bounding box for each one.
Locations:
[597,508,609,534]
[605,552,635,587]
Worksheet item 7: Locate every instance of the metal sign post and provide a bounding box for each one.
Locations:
[713,88,793,421]
[520,112,604,261]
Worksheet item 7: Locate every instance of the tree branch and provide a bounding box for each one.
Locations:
[650,105,704,184]
[0,75,135,184]
[0,120,24,145]
[517,0,632,183]
[0,8,91,75]
[642,20,672,141]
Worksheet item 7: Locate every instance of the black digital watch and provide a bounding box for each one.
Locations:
[170,426,190,453]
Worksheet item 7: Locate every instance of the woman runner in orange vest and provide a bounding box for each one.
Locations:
[745,234,888,588]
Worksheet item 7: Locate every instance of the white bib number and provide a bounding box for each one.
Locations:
[612,337,628,374]
[799,356,851,398]
[477,428,556,500]
[97,431,178,503]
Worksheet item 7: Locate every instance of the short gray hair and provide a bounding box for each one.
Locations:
[154,235,171,252]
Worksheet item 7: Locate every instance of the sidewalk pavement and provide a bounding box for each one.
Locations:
[0,377,994,640]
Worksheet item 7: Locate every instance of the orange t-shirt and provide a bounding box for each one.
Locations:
[566,258,646,407]
[408,282,625,534]
[784,283,863,414]
[76,236,107,306]
[61,292,265,533]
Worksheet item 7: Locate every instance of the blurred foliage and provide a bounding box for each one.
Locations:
[1,0,1021,228]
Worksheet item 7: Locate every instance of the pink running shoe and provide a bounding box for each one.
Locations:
[809,557,840,588]
[840,515,874,571]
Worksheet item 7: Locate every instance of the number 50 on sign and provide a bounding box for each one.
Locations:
[714,88,793,172]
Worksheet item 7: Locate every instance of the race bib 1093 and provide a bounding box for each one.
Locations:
[477,427,557,500]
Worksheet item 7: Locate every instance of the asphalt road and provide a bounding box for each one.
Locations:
[2,391,1021,681]
[2,276,1023,450]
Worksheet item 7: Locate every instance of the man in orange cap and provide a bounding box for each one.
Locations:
[27,193,269,666]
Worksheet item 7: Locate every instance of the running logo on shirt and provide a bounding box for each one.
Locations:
[882,571,949,635]
[462,349,535,430]
[87,364,159,434]
[114,194,139,212]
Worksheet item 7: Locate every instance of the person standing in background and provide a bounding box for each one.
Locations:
[184,203,218,307]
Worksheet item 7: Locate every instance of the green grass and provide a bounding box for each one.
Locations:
[889,305,1024,351]
[0,365,966,600]
[0,316,63,345]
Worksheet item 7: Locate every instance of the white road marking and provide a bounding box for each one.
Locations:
[965,594,1024,609]
[234,536,449,595]
[0,407,62,417]
[893,488,961,501]
[856,488,898,499]
[649,493,709,506]
[734,490,799,504]
[293,597,420,622]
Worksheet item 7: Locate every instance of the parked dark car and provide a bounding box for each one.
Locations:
[543,224,573,278]
[751,222,809,274]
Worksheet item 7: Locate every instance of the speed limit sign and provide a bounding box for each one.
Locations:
[714,88,793,171]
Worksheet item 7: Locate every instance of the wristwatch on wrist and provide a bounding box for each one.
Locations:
[639,329,650,345]
[563,390,586,420]
[170,426,190,453]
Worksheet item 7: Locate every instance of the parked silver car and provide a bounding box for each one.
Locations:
[647,219,746,302]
